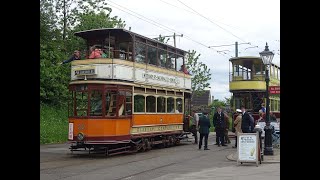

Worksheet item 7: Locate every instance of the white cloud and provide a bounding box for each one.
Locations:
[108,0,280,100]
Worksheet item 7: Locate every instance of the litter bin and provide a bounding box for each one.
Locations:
[253,124,263,163]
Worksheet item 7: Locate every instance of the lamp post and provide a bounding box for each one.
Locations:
[259,42,274,155]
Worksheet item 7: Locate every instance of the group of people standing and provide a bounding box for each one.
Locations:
[190,107,230,150]
[190,105,254,150]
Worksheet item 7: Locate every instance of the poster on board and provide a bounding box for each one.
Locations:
[237,132,259,166]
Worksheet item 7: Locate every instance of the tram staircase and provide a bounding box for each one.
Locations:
[107,94,125,116]
[107,94,117,116]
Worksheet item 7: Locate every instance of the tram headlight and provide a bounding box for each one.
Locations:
[77,132,85,141]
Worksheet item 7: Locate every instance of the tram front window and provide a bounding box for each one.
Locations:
[90,90,102,116]
[126,92,132,115]
[68,91,74,116]
[76,91,88,116]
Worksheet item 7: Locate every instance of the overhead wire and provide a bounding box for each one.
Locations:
[106,0,231,58]
[176,0,248,43]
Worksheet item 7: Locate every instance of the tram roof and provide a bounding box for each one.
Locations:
[74,28,187,54]
[229,56,280,69]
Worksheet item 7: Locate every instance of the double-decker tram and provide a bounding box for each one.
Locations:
[229,56,280,124]
[67,28,192,155]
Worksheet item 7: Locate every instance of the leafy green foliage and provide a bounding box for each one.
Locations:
[186,50,212,96]
[156,34,170,44]
[40,0,125,106]
[40,104,69,144]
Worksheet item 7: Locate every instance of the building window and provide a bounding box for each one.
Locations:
[167,97,175,113]
[157,96,166,113]
[134,95,145,113]
[146,96,156,112]
[89,89,103,116]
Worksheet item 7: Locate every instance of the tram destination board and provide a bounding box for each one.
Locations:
[74,67,96,76]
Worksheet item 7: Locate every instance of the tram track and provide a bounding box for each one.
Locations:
[45,146,231,180]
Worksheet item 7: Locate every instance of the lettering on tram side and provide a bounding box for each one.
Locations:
[142,73,180,84]
[131,124,183,134]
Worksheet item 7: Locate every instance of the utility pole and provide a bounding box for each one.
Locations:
[155,33,183,47]
[173,33,176,48]
[235,41,238,57]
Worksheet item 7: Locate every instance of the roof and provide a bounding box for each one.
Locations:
[191,90,211,106]
[229,56,280,69]
[74,28,187,54]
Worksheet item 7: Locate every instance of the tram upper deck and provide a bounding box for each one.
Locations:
[70,28,191,91]
[229,56,280,92]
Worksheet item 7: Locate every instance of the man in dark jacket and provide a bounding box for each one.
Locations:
[60,50,81,64]
[213,107,227,146]
[198,111,211,150]
[240,106,251,133]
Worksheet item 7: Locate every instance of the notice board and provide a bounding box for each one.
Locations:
[237,132,259,166]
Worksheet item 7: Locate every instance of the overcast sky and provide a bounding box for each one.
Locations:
[106,0,280,100]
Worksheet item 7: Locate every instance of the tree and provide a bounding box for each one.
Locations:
[210,99,227,109]
[186,50,212,96]
[155,34,170,44]
[53,0,111,40]
[40,0,126,106]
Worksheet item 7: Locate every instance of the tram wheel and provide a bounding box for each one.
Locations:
[145,139,151,151]
[168,136,173,147]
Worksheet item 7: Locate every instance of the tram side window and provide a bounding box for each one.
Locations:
[233,65,240,76]
[167,97,175,113]
[158,49,167,68]
[75,91,88,116]
[176,55,183,71]
[176,98,183,113]
[135,42,146,63]
[167,52,176,70]
[126,92,132,115]
[147,45,157,66]
[68,91,74,117]
[157,97,166,113]
[146,96,156,112]
[89,90,103,116]
[254,64,263,75]
[105,91,118,117]
[134,95,145,113]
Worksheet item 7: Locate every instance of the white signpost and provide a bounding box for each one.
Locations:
[237,132,260,166]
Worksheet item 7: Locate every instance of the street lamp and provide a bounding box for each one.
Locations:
[259,42,274,155]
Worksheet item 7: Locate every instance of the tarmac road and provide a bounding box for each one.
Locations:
[40,134,279,180]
